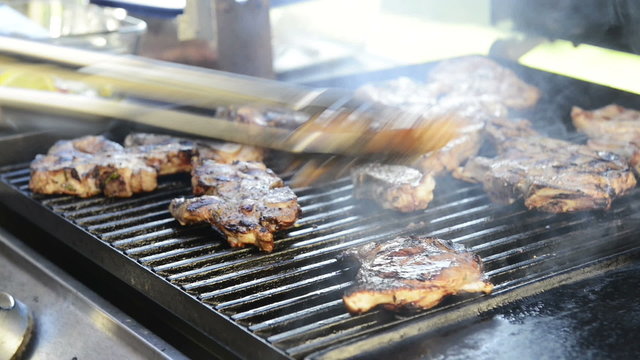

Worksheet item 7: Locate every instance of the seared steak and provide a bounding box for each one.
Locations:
[30,135,157,198]
[47,135,124,155]
[124,132,263,169]
[30,150,157,198]
[427,56,541,109]
[343,236,493,314]
[124,134,197,175]
[459,132,637,212]
[571,105,640,174]
[351,163,435,212]
[170,160,300,252]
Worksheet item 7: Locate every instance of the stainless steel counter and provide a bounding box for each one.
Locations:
[0,227,187,360]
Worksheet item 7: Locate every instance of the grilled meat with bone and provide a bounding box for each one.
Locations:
[170,160,300,252]
[351,163,435,212]
[30,136,157,198]
[343,236,493,314]
[459,121,637,212]
[571,105,640,174]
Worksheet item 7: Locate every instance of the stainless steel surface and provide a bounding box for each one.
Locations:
[0,292,33,360]
[0,227,186,360]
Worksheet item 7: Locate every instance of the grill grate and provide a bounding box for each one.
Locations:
[2,163,640,359]
[4,59,640,359]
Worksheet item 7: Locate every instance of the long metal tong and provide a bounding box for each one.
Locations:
[0,36,460,156]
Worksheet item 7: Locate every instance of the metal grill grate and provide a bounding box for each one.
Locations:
[3,59,640,359]
[2,164,640,359]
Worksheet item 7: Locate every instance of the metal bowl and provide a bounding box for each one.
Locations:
[1,0,146,54]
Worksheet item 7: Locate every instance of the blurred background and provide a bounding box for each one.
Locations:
[2,0,640,90]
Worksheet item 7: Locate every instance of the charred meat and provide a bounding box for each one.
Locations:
[426,56,541,109]
[47,135,124,155]
[571,105,640,174]
[459,133,637,212]
[411,96,506,175]
[170,160,300,252]
[572,104,640,144]
[30,135,157,198]
[30,151,157,198]
[343,236,493,314]
[191,160,283,197]
[351,163,435,212]
[124,133,197,175]
[124,132,264,165]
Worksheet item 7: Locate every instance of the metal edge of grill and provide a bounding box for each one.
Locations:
[2,59,640,359]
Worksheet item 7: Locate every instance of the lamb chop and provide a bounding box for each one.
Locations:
[351,163,435,212]
[30,136,157,198]
[458,120,637,212]
[47,135,124,155]
[342,236,493,314]
[190,159,283,197]
[426,56,541,109]
[123,132,263,172]
[170,160,300,252]
[571,104,640,174]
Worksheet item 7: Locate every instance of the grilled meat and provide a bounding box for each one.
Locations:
[355,77,440,108]
[124,132,264,166]
[459,134,637,212]
[427,56,541,109]
[196,142,264,164]
[170,160,300,252]
[343,236,493,314]
[30,135,157,198]
[215,105,309,129]
[571,105,640,174]
[351,163,435,212]
[124,134,197,175]
[47,135,124,155]
[412,96,506,175]
[572,105,640,144]
[483,117,539,147]
[30,151,157,198]
[356,77,507,176]
[191,160,283,196]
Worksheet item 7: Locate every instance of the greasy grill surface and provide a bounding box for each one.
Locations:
[2,163,640,359]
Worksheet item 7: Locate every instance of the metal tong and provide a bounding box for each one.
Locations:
[0,36,460,157]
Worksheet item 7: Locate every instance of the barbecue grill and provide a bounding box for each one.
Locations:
[1,59,640,359]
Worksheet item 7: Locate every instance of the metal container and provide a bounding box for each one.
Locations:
[1,0,146,54]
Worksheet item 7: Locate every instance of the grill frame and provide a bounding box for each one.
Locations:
[2,58,640,359]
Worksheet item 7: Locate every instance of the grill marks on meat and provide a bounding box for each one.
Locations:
[459,121,637,212]
[29,136,158,198]
[571,105,640,174]
[124,134,197,175]
[427,56,541,110]
[124,132,264,166]
[30,133,266,198]
[351,163,435,212]
[191,160,283,196]
[170,160,300,252]
[343,236,493,314]
[353,58,535,212]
